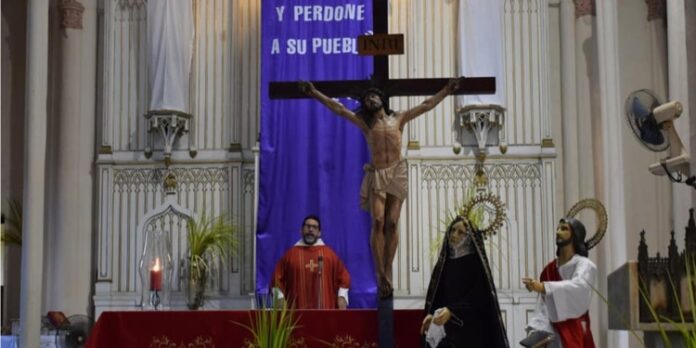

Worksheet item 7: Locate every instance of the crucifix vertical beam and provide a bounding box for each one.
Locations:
[373,0,389,85]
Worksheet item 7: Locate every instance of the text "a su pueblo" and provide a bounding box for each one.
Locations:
[272,4,366,55]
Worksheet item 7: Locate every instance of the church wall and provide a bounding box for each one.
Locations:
[616,0,673,263]
[667,0,693,255]
[230,0,261,151]
[585,1,677,347]
[388,0,458,148]
[0,0,27,329]
[547,0,565,211]
[98,0,259,155]
[93,0,259,315]
[687,0,696,214]
[543,1,677,346]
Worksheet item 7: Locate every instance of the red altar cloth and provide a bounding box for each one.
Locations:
[86,309,423,348]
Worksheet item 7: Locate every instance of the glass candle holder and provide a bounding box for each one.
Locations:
[138,229,173,310]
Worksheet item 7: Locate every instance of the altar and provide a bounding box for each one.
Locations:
[86,309,423,348]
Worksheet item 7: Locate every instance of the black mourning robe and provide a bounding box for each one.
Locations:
[423,229,510,348]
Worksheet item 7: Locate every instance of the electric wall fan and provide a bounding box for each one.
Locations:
[54,314,94,348]
[625,89,694,188]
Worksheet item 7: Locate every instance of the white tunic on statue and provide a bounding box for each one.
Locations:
[526,254,597,348]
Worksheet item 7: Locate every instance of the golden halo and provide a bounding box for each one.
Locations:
[566,198,608,250]
[458,192,506,237]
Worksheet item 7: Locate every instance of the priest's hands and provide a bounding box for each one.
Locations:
[522,278,546,294]
[337,296,347,309]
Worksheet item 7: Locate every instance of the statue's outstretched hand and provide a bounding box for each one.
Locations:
[447,78,461,93]
[522,277,545,294]
[298,81,315,95]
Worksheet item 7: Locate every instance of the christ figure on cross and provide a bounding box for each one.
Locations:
[300,78,461,298]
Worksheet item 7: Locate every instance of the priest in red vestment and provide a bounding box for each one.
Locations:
[522,218,598,348]
[272,215,351,309]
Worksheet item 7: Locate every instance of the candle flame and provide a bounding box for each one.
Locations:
[153,257,161,272]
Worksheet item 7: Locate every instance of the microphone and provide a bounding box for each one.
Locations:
[318,256,324,275]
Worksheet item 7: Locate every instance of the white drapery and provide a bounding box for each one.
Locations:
[147,0,194,113]
[457,0,505,106]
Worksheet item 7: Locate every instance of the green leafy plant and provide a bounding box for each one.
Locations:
[429,210,455,260]
[1,199,22,246]
[235,299,301,348]
[184,211,237,309]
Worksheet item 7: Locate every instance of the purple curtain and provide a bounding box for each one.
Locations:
[258,0,376,308]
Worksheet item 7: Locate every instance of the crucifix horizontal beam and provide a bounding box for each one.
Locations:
[269,77,496,99]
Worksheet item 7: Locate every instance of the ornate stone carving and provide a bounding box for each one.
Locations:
[645,0,666,21]
[113,168,229,192]
[244,170,255,195]
[118,0,146,10]
[574,0,595,18]
[421,163,541,185]
[58,0,85,30]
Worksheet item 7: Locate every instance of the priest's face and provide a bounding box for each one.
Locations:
[302,218,321,245]
[448,221,468,246]
[555,221,573,247]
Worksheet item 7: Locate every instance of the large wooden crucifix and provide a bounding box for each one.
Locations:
[268,1,495,347]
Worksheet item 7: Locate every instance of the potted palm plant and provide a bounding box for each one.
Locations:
[236,298,301,348]
[183,212,236,309]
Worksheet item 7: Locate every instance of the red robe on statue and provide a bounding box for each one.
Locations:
[272,241,350,309]
[540,261,595,348]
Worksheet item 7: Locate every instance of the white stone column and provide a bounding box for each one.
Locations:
[43,0,96,316]
[687,0,696,208]
[595,0,629,347]
[666,0,692,236]
[572,1,607,343]
[560,0,579,210]
[19,0,49,346]
[573,0,597,200]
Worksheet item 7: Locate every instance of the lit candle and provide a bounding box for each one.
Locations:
[150,258,162,291]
